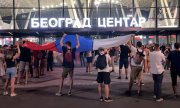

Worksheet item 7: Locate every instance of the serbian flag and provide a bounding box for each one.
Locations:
[24,35,131,52]
[24,35,93,52]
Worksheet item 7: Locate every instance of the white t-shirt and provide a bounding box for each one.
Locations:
[94,54,111,73]
[130,46,146,66]
[149,51,165,74]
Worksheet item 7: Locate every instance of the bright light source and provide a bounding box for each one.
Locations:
[46,5,49,8]
[127,14,133,17]
[139,36,143,39]
[94,1,100,6]
[56,5,58,7]
[60,3,63,6]
[112,0,115,3]
[51,5,54,8]
[42,6,45,9]
[33,8,36,11]
[116,0,119,3]
[64,2,67,5]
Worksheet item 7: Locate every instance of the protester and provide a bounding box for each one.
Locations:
[109,47,116,72]
[149,44,165,102]
[3,43,20,97]
[33,50,40,78]
[86,51,93,73]
[80,51,85,67]
[167,42,180,98]
[47,51,54,71]
[0,48,5,84]
[126,41,146,96]
[40,50,47,76]
[164,45,171,70]
[56,33,80,96]
[118,44,131,79]
[17,41,31,84]
[93,47,112,102]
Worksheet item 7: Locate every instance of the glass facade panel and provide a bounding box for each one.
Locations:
[15,0,38,8]
[0,0,179,30]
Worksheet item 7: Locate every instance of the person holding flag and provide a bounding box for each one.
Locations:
[56,33,80,96]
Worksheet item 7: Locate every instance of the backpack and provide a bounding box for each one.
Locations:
[64,49,73,63]
[96,54,107,70]
[132,49,144,65]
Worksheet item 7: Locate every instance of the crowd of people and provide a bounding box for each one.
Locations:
[0,42,54,96]
[0,34,180,103]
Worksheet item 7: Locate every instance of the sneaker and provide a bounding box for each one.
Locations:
[117,76,121,79]
[133,81,137,84]
[3,91,8,96]
[141,82,145,86]
[156,98,164,102]
[104,97,113,102]
[125,76,128,80]
[55,92,63,96]
[99,97,104,102]
[10,93,17,97]
[68,91,72,96]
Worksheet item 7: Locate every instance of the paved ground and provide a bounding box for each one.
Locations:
[0,65,180,108]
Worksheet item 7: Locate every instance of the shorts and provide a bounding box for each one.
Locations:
[87,57,93,63]
[19,61,29,72]
[6,67,17,78]
[62,68,74,78]
[170,71,180,86]
[119,58,129,69]
[130,66,142,81]
[97,72,111,84]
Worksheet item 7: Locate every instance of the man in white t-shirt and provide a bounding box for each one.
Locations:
[150,44,165,102]
[93,47,112,102]
[127,41,146,96]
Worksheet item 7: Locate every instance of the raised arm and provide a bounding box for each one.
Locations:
[60,33,67,47]
[13,43,21,60]
[75,34,80,49]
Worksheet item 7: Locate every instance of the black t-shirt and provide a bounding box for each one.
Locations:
[109,48,116,57]
[19,46,31,62]
[48,51,53,62]
[62,46,76,68]
[167,50,180,72]
[5,51,16,68]
[120,45,131,59]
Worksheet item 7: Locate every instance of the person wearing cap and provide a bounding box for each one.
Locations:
[93,47,113,102]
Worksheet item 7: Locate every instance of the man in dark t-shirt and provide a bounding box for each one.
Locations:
[118,44,131,79]
[56,33,80,96]
[17,42,31,84]
[167,42,180,98]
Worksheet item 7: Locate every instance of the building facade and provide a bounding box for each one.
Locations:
[0,0,179,45]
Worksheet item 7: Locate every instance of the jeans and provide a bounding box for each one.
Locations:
[153,73,163,99]
[47,61,53,71]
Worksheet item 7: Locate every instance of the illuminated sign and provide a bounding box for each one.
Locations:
[31,17,146,28]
